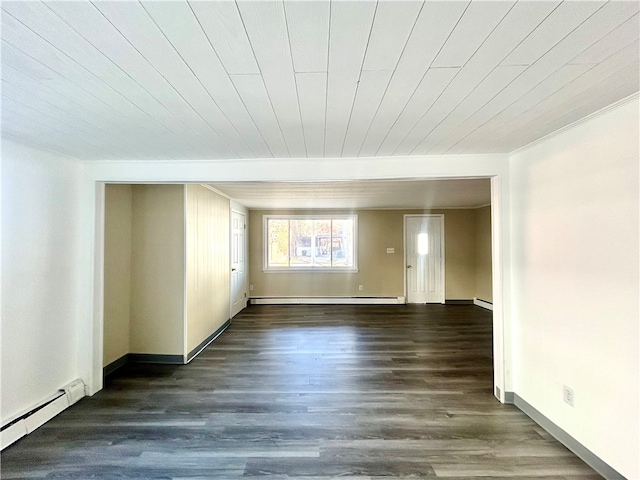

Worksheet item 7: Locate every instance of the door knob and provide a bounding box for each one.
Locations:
[231,268,237,271]
[406,265,412,268]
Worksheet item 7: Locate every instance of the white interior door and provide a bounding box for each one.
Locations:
[230,211,246,318]
[405,215,445,303]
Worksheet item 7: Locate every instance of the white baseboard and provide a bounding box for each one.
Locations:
[1,379,85,450]
[251,296,406,305]
[0,420,28,450]
[473,297,493,310]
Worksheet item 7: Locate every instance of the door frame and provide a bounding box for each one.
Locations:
[403,214,445,304]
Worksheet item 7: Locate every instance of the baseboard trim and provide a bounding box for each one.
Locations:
[473,297,493,310]
[513,393,626,480]
[1,379,86,451]
[186,319,231,363]
[250,296,406,305]
[103,354,129,379]
[504,391,515,404]
[128,354,183,364]
[105,320,233,372]
[444,299,474,305]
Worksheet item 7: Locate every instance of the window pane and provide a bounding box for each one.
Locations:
[264,215,357,271]
[314,219,332,266]
[418,233,429,255]
[290,219,313,266]
[331,218,353,267]
[268,219,289,266]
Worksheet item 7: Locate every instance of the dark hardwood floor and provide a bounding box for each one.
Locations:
[1,304,601,479]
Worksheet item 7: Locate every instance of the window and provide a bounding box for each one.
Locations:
[417,233,429,255]
[264,215,357,271]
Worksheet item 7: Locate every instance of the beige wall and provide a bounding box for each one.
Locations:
[103,185,132,367]
[185,185,230,354]
[130,185,185,355]
[441,209,477,299]
[475,205,492,302]
[249,208,483,300]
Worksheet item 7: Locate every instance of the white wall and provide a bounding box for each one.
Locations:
[510,98,639,479]
[1,141,88,423]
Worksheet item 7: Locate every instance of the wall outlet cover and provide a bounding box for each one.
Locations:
[563,385,574,406]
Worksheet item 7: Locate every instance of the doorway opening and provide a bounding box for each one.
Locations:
[93,176,507,403]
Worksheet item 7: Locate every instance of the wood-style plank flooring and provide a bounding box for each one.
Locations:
[1,305,601,479]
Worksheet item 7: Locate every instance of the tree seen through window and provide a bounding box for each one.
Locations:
[265,216,356,270]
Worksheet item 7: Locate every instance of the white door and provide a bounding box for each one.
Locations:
[405,215,445,303]
[230,211,247,318]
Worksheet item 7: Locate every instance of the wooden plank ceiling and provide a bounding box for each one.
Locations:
[208,178,492,210]
[1,0,639,161]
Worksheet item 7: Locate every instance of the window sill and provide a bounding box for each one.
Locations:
[262,268,359,274]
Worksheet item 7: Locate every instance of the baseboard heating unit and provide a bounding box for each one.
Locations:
[473,297,493,310]
[1,379,86,450]
[250,296,406,305]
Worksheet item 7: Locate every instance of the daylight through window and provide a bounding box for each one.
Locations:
[264,215,357,271]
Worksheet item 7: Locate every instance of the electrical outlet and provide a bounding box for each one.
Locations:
[563,385,574,406]
[358,285,363,291]
[249,284,254,291]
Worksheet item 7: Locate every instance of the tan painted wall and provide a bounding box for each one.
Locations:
[249,209,479,300]
[103,184,132,367]
[185,185,230,354]
[130,185,185,355]
[441,209,477,299]
[475,205,493,302]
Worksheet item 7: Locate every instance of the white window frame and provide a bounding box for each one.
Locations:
[263,214,358,273]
